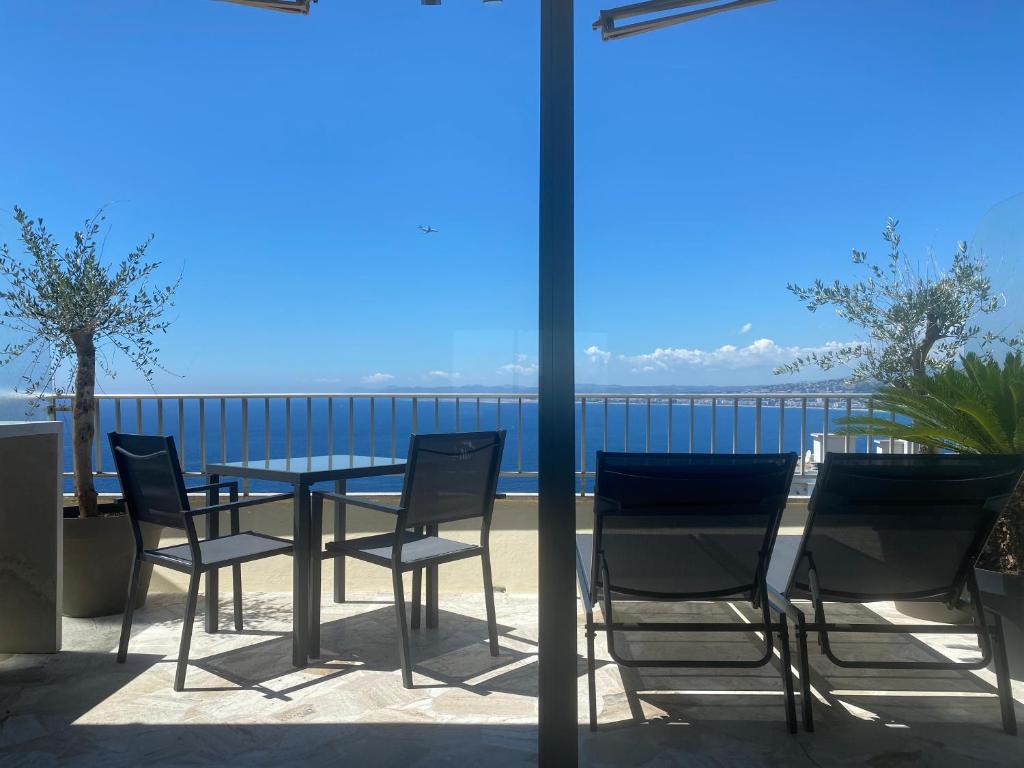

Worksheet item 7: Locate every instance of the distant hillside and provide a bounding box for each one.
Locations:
[361,378,877,395]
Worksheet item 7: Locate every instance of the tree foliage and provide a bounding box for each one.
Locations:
[836,352,1024,573]
[775,219,1021,387]
[0,206,179,516]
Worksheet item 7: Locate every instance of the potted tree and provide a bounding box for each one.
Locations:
[0,206,179,617]
[837,352,1024,677]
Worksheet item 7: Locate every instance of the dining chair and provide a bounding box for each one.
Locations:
[311,430,506,687]
[109,432,295,691]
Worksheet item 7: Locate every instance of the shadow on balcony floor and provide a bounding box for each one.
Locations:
[0,593,1021,766]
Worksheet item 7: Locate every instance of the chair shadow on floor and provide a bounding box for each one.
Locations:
[600,600,1017,735]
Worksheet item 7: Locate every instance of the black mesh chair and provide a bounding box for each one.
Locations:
[109,432,295,691]
[311,430,506,688]
[768,453,1024,734]
[576,451,799,732]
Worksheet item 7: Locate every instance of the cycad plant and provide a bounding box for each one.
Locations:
[836,352,1024,574]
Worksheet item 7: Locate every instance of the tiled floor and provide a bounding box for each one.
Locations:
[1,592,1021,766]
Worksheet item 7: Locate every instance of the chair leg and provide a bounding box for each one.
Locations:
[586,623,598,731]
[393,568,413,688]
[116,555,143,663]
[174,572,202,692]
[411,568,422,630]
[989,611,1018,736]
[481,552,499,657]
[794,613,815,732]
[777,613,798,735]
[232,564,243,632]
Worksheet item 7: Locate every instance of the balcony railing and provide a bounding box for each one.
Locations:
[46,391,895,495]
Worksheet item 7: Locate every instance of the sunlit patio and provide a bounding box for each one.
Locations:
[2,497,1022,767]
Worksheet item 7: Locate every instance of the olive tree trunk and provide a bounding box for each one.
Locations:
[72,332,99,518]
[981,483,1024,575]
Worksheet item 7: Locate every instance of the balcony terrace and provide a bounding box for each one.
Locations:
[2,392,1022,765]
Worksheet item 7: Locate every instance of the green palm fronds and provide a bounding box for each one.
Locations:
[836,352,1024,454]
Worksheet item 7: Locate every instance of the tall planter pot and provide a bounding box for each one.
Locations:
[62,503,162,618]
[976,567,1024,682]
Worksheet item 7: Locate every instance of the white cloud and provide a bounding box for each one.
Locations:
[584,345,611,364]
[739,322,753,334]
[622,338,854,372]
[362,372,395,384]
[499,359,539,376]
[425,370,461,380]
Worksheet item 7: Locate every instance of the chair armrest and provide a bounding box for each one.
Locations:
[494,493,507,500]
[188,480,239,495]
[311,490,405,516]
[766,584,804,622]
[186,491,295,518]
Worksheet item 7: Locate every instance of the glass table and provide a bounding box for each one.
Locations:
[203,455,407,666]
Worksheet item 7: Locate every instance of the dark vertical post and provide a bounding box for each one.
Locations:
[538,0,577,764]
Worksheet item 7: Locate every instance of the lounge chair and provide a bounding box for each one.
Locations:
[311,430,506,688]
[109,432,295,691]
[768,453,1024,734]
[576,451,799,731]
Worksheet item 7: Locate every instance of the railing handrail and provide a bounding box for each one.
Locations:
[44,390,873,400]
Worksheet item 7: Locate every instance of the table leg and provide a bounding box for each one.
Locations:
[426,523,439,629]
[309,489,322,659]
[205,474,220,634]
[292,482,310,667]
[333,479,346,603]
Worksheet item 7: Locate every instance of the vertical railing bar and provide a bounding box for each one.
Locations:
[496,397,501,430]
[754,397,762,454]
[264,398,270,462]
[623,397,630,451]
[645,397,651,453]
[517,397,523,474]
[369,397,375,464]
[774,399,782,454]
[688,397,695,453]
[391,397,397,462]
[710,398,717,454]
[135,397,142,432]
[800,397,808,476]
[822,397,830,461]
[844,398,852,453]
[94,400,101,474]
[434,396,439,432]
[157,398,164,436]
[115,398,122,433]
[199,399,206,469]
[241,398,249,493]
[867,397,874,454]
[285,397,292,461]
[348,397,355,463]
[219,398,226,463]
[305,397,313,459]
[667,397,673,452]
[327,397,334,458]
[455,397,461,431]
[177,398,185,471]
[603,398,609,452]
[580,396,587,495]
[475,397,480,430]
[732,397,739,454]
[412,397,419,433]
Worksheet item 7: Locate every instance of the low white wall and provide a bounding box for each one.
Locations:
[122,495,810,596]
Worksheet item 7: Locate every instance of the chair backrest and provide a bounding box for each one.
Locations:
[400,431,506,527]
[789,453,1024,602]
[109,432,191,530]
[593,452,798,600]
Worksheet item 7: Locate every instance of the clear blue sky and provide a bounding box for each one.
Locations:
[1,1,1022,393]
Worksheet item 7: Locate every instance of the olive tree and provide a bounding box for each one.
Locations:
[0,206,179,517]
[775,218,1021,387]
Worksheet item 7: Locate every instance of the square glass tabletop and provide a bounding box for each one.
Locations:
[204,454,405,483]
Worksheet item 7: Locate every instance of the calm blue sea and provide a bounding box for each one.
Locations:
[57,397,882,495]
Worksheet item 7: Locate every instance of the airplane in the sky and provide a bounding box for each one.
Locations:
[417,225,439,234]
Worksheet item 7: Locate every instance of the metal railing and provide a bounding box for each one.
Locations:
[47,391,887,495]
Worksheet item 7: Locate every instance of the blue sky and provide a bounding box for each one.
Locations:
[1,0,1022,393]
